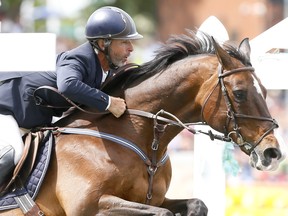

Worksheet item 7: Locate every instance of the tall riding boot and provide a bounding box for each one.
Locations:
[0,145,15,185]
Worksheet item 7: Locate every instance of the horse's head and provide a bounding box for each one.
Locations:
[202,37,284,171]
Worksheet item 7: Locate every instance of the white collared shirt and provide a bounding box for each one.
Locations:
[95,48,111,111]
[102,69,109,84]
[102,69,111,110]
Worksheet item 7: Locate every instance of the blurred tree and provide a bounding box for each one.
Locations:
[0,0,23,22]
[81,0,156,22]
[0,0,24,32]
[34,0,47,32]
[1,0,157,39]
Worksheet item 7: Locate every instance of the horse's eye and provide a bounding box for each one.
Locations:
[233,90,247,102]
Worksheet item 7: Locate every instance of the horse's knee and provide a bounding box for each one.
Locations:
[187,198,208,216]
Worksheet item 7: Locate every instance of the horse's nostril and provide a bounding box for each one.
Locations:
[264,148,281,160]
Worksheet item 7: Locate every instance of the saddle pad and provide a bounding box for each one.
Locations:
[0,131,53,210]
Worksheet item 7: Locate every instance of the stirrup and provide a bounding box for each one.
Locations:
[0,145,15,185]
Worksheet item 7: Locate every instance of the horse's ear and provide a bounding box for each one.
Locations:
[238,38,251,64]
[212,37,234,70]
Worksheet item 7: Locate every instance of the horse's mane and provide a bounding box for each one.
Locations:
[102,29,248,93]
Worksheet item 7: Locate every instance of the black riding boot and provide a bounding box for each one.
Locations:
[0,145,15,185]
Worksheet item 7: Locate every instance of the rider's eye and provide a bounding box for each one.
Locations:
[233,90,247,102]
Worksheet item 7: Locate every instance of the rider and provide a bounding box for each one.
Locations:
[0,6,143,185]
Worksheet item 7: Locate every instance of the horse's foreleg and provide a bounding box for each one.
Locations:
[98,195,173,216]
[160,197,208,216]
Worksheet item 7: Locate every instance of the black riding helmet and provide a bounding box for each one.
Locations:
[85,6,143,68]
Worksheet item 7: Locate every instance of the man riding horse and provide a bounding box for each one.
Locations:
[0,6,143,185]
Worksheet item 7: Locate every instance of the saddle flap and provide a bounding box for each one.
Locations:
[20,132,43,181]
[1,132,43,194]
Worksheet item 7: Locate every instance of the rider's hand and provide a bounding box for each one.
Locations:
[108,96,127,118]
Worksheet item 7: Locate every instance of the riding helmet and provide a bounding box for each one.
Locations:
[85,6,143,40]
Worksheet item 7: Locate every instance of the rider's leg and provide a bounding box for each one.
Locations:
[0,114,24,184]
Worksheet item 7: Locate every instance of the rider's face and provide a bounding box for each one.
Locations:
[109,39,134,67]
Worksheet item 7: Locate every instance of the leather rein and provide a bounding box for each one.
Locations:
[33,86,230,205]
[34,85,231,142]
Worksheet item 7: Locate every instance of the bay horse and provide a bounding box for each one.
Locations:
[1,30,284,215]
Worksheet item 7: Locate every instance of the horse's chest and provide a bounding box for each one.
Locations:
[116,165,170,205]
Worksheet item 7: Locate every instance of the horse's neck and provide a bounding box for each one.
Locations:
[109,57,219,154]
[125,56,218,121]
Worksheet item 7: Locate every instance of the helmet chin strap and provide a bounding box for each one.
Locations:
[90,39,119,70]
[103,39,119,70]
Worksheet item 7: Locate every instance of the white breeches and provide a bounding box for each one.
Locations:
[0,114,25,165]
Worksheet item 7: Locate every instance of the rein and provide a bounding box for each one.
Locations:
[34,85,232,204]
[34,85,231,142]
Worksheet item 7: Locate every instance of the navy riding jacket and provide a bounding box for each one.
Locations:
[0,42,109,128]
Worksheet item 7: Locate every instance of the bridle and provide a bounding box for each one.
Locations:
[201,65,279,155]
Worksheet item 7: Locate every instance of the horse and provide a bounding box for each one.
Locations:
[1,30,284,215]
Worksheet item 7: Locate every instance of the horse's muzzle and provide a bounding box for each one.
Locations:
[249,132,287,171]
[250,146,284,171]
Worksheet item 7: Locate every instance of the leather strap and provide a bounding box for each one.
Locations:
[25,204,45,216]
[14,189,45,216]
[126,109,182,126]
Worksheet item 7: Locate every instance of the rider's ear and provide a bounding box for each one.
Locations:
[238,38,251,65]
[212,37,234,70]
[97,39,105,51]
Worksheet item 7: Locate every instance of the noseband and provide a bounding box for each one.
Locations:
[201,65,278,155]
